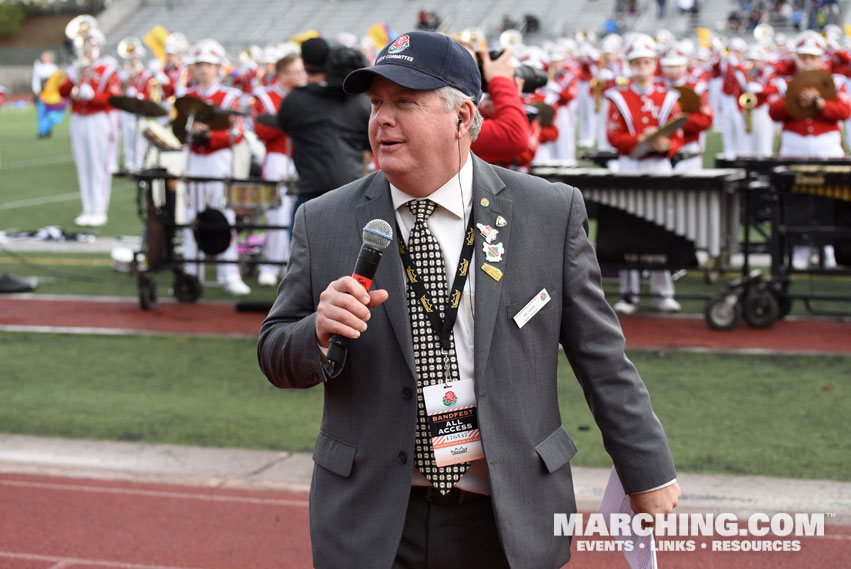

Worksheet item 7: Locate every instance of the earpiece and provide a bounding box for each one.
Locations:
[457,115,462,127]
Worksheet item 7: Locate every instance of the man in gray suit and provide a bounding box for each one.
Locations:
[258,31,680,569]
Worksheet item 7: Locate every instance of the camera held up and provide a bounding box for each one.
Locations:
[477,49,548,94]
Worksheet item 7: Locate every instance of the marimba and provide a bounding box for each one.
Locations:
[530,166,747,259]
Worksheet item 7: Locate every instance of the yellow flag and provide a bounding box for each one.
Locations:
[143,25,169,63]
[695,28,712,48]
[289,30,320,46]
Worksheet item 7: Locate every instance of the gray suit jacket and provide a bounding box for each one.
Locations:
[258,155,676,569]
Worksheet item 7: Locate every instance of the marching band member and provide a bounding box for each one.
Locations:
[604,33,685,315]
[181,40,252,295]
[576,37,599,147]
[531,47,578,164]
[740,44,777,158]
[710,38,748,159]
[768,31,851,158]
[118,38,155,171]
[161,32,190,101]
[252,53,307,287]
[659,42,713,171]
[592,34,623,151]
[58,26,121,227]
[768,31,851,270]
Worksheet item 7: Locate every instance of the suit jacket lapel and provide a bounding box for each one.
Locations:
[471,157,511,385]
[356,174,417,380]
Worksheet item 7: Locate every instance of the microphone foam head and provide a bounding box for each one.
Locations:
[362,219,393,250]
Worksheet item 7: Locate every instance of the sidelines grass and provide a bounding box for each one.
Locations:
[3,251,849,315]
[0,104,140,237]
[0,331,847,481]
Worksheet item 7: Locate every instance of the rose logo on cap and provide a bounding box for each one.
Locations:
[388,34,410,55]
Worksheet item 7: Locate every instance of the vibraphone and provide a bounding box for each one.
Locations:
[702,157,851,329]
[530,166,747,260]
[769,165,851,275]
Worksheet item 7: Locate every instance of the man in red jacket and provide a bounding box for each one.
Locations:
[59,27,121,227]
[180,40,251,295]
[252,52,307,286]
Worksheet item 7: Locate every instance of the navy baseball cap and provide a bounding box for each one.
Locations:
[343,31,482,103]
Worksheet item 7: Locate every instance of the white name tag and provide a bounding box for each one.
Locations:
[422,379,484,467]
[513,288,551,329]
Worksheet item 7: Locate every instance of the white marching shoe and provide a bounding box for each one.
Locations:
[74,213,92,226]
[87,214,107,227]
[223,278,251,296]
[652,297,682,313]
[613,299,638,315]
[257,271,279,287]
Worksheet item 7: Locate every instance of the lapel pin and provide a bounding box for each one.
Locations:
[496,216,507,228]
[483,241,504,263]
[480,198,490,207]
[481,263,503,281]
[476,223,499,243]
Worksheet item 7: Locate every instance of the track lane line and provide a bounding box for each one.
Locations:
[0,478,308,507]
[0,551,210,569]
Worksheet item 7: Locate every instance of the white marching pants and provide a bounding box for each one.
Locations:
[258,152,297,276]
[69,111,117,217]
[183,149,241,283]
[719,94,746,159]
[615,155,676,301]
[740,105,774,158]
[577,80,595,145]
[120,111,149,171]
[594,97,612,151]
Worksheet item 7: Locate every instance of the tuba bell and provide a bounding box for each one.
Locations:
[118,37,145,60]
[459,28,486,51]
[753,23,775,46]
[499,29,524,50]
[65,14,99,69]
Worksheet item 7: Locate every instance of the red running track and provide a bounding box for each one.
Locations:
[1,296,849,354]
[0,473,848,569]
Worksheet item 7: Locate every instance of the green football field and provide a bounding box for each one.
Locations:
[1,103,849,482]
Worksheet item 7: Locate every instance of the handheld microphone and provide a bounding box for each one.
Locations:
[326,219,394,370]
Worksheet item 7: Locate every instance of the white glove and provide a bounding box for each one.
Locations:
[76,83,95,101]
[66,63,79,83]
[746,82,764,94]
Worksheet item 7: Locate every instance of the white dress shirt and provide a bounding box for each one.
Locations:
[389,154,492,495]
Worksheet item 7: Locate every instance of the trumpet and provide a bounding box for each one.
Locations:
[591,77,603,112]
[739,92,757,133]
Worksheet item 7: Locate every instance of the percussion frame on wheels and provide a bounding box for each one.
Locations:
[708,157,851,329]
[117,170,292,310]
[530,165,748,299]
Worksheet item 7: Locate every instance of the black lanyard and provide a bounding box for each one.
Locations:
[396,213,476,351]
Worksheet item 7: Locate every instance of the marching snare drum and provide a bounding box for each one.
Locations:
[143,121,183,151]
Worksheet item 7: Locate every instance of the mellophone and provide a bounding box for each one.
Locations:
[530,165,747,259]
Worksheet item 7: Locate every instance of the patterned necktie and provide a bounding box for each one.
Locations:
[406,199,470,494]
